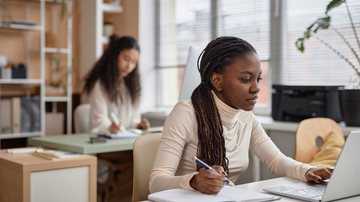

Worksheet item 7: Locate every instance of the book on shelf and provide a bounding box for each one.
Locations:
[21,96,41,133]
[0,98,12,134]
[11,97,21,133]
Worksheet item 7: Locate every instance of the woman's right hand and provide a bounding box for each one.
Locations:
[108,122,121,133]
[190,165,225,195]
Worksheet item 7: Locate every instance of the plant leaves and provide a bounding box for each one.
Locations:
[295,38,305,52]
[326,0,345,14]
[317,16,331,29]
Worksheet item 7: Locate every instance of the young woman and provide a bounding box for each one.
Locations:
[149,36,331,194]
[83,35,149,134]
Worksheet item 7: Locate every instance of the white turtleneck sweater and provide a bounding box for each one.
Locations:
[149,93,313,193]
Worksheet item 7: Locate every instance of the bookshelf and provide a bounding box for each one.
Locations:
[0,0,72,141]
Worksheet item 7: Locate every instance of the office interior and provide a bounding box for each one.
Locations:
[0,0,360,202]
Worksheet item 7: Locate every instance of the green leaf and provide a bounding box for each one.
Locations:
[317,16,331,29]
[295,38,305,52]
[304,29,311,38]
[326,0,345,14]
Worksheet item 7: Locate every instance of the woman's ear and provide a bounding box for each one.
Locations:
[210,73,223,92]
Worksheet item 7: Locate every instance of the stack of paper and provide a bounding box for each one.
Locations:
[148,186,280,202]
[32,150,81,160]
[99,129,142,139]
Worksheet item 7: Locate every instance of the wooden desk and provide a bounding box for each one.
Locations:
[0,150,97,202]
[28,134,135,154]
[237,177,360,202]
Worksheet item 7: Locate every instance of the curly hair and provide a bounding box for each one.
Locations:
[83,35,141,104]
[191,36,257,175]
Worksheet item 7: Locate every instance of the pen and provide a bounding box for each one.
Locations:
[110,112,125,132]
[192,156,235,186]
[110,112,120,125]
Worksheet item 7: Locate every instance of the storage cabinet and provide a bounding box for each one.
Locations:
[0,0,73,142]
[0,150,96,202]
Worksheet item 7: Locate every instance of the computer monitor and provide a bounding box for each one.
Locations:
[179,46,203,101]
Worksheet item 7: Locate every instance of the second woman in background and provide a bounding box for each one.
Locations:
[83,35,150,134]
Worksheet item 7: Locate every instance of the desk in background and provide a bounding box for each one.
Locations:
[28,134,135,154]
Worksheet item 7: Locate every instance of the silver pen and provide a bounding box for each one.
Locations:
[192,156,235,186]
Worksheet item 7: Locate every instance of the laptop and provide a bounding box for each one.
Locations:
[263,131,360,202]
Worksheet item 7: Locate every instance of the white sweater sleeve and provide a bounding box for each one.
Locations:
[89,82,112,133]
[149,102,197,193]
[249,115,313,181]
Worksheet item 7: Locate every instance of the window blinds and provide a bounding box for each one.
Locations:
[281,0,360,86]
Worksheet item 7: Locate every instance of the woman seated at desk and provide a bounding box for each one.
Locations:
[83,35,150,133]
[149,36,332,195]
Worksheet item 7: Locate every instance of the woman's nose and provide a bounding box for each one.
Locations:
[250,81,260,93]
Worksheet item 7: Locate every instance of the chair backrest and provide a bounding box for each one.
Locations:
[74,104,91,133]
[295,117,344,163]
[132,133,162,202]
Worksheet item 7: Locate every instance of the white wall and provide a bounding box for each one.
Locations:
[138,0,157,112]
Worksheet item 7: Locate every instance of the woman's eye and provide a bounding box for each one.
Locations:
[257,77,263,83]
[241,78,251,83]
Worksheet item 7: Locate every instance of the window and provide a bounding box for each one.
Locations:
[219,0,270,112]
[156,0,271,112]
[156,0,211,106]
[281,0,360,86]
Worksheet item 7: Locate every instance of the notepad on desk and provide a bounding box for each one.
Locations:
[148,186,280,202]
[98,128,142,139]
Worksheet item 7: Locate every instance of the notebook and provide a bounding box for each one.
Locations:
[263,131,360,202]
[148,186,280,202]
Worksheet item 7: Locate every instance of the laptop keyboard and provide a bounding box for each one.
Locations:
[284,184,325,199]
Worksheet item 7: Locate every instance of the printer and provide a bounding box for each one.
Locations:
[271,85,343,122]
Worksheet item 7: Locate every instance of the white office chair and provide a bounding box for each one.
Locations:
[132,133,162,202]
[74,104,91,133]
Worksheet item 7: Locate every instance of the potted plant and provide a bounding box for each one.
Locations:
[295,0,360,126]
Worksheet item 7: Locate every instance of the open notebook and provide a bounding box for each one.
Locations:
[98,128,142,139]
[148,186,280,202]
[263,131,360,202]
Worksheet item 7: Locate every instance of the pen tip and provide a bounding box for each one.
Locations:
[228,181,235,186]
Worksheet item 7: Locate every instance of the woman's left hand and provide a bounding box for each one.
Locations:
[305,167,333,183]
[137,118,150,130]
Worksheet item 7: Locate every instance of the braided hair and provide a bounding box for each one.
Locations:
[191,36,257,175]
[83,35,141,104]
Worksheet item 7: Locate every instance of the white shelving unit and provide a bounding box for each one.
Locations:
[43,0,73,134]
[0,0,72,140]
[79,0,123,87]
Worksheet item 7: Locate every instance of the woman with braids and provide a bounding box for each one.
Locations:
[149,36,332,194]
[83,35,149,134]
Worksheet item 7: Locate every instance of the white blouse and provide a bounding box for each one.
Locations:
[89,81,140,133]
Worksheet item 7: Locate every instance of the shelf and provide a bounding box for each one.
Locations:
[44,96,69,102]
[0,131,42,140]
[0,23,42,31]
[0,79,42,84]
[44,47,70,54]
[102,3,123,13]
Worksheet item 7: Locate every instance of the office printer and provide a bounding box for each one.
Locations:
[271,85,343,122]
